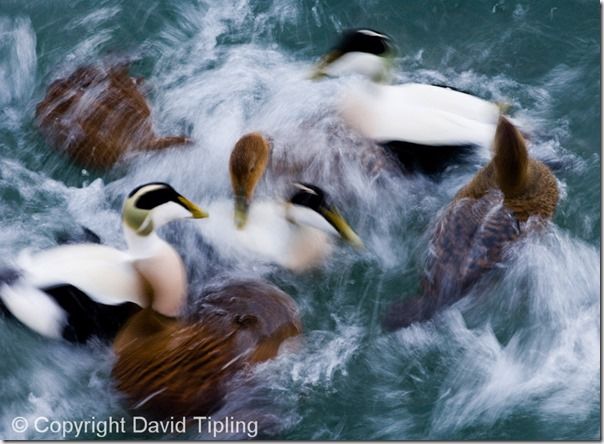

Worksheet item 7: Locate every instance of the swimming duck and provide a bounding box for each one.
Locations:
[112,279,301,417]
[198,132,363,272]
[383,116,559,331]
[312,29,502,175]
[0,183,208,342]
[36,64,190,169]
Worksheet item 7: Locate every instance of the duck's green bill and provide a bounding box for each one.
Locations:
[309,50,341,80]
[178,196,209,219]
[321,208,364,249]
[234,195,250,229]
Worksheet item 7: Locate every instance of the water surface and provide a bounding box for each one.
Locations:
[0,0,600,440]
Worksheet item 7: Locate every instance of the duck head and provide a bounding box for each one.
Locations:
[312,29,395,83]
[123,182,208,236]
[286,183,363,248]
[229,132,271,229]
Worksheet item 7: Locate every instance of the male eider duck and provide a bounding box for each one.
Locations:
[198,132,363,272]
[383,116,559,331]
[36,64,190,169]
[0,183,208,342]
[112,279,301,417]
[312,29,502,175]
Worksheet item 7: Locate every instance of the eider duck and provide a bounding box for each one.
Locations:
[383,116,559,331]
[0,183,207,342]
[198,132,363,272]
[36,64,190,169]
[112,279,301,417]
[312,29,502,175]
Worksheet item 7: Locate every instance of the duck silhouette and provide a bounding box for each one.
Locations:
[383,116,559,331]
[36,63,190,169]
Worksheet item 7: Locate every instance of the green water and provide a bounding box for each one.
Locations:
[0,0,600,440]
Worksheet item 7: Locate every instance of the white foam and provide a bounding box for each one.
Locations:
[0,0,597,439]
[0,16,37,108]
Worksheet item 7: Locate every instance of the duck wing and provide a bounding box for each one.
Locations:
[341,83,499,147]
[423,191,521,303]
[18,243,149,306]
[0,244,148,341]
[113,280,300,416]
[383,191,520,331]
[392,83,499,125]
[42,284,140,342]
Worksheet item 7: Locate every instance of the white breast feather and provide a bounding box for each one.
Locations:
[197,200,332,270]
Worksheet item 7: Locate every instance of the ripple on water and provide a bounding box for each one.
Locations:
[0,0,599,440]
[364,227,599,440]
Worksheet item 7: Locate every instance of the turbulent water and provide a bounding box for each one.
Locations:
[0,0,600,440]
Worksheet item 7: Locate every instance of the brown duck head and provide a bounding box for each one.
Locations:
[228,132,271,229]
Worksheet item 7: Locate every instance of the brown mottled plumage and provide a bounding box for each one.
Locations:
[36,64,190,169]
[454,120,558,221]
[112,280,301,418]
[383,116,559,331]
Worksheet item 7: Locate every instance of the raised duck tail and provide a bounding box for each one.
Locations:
[0,266,21,317]
[493,116,530,199]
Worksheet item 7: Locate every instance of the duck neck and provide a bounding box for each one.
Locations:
[123,224,166,257]
[123,224,187,318]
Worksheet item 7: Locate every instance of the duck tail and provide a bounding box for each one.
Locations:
[0,267,21,317]
[493,116,529,198]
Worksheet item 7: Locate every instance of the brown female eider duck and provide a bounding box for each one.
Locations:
[383,116,559,331]
[112,279,301,417]
[36,64,190,169]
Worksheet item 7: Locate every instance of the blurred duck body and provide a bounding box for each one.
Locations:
[0,183,207,342]
[383,117,559,331]
[313,29,501,175]
[36,64,190,169]
[198,132,363,272]
[112,279,301,417]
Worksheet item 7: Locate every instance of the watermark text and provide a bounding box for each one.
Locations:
[10,415,258,438]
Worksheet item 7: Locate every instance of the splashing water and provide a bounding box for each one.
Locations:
[0,0,599,440]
